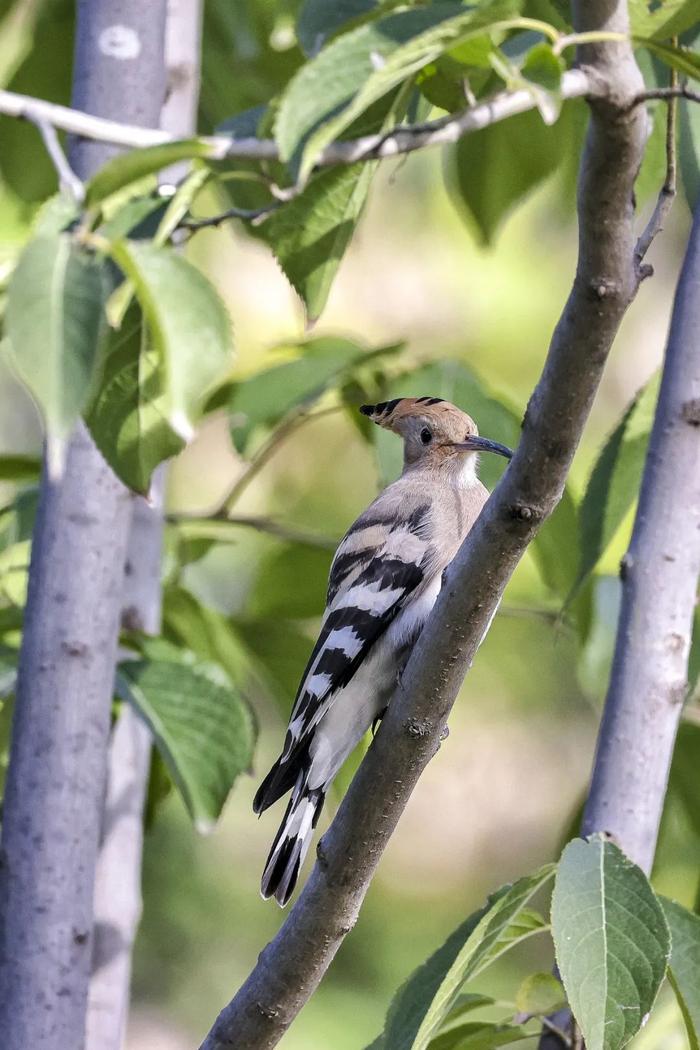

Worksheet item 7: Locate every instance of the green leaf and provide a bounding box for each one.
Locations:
[0,455,41,483]
[448,101,576,244]
[514,972,566,1015]
[666,721,700,840]
[162,584,251,688]
[0,540,30,607]
[630,0,700,41]
[660,897,700,1050]
[277,0,524,179]
[372,865,554,1050]
[0,3,74,201]
[254,163,375,321]
[529,483,578,599]
[551,836,670,1050]
[117,656,255,831]
[249,542,333,620]
[229,336,399,452]
[85,305,184,494]
[5,233,107,476]
[0,488,38,552]
[86,141,217,207]
[521,41,564,91]
[108,240,233,439]
[680,87,700,209]
[639,38,700,82]
[233,617,312,717]
[297,0,380,56]
[427,1022,527,1050]
[569,374,659,603]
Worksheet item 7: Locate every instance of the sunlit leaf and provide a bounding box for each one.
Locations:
[661,897,700,1050]
[552,836,669,1050]
[448,100,578,244]
[85,305,184,494]
[162,584,251,688]
[630,0,700,41]
[229,337,399,452]
[86,141,217,207]
[371,866,554,1050]
[5,232,107,476]
[514,972,565,1015]
[254,163,375,321]
[277,0,524,179]
[109,239,233,440]
[117,656,255,832]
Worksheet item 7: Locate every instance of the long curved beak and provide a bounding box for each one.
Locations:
[452,436,513,460]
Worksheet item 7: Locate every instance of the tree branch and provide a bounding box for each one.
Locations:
[0,69,596,171]
[199,4,648,1048]
[581,199,700,872]
[634,56,678,269]
[0,4,169,1048]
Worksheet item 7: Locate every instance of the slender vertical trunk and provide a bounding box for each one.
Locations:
[0,4,168,1049]
[581,202,700,872]
[86,4,203,1046]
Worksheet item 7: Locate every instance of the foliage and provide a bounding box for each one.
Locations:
[371,837,700,1050]
[0,0,699,1045]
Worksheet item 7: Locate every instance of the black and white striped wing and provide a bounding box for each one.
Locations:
[253,504,430,813]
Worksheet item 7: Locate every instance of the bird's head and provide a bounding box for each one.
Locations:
[360,397,513,474]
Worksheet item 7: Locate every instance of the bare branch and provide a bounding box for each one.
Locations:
[32,118,85,203]
[180,201,280,232]
[199,4,648,1048]
[635,55,678,270]
[633,85,700,106]
[582,200,700,872]
[169,513,338,551]
[0,69,596,171]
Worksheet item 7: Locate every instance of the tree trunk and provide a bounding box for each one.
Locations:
[581,201,700,870]
[0,4,168,1048]
[86,4,203,1045]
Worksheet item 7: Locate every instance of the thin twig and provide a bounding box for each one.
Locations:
[225,405,343,510]
[32,118,85,203]
[632,85,700,107]
[180,201,280,231]
[0,70,596,170]
[169,513,338,551]
[634,59,679,270]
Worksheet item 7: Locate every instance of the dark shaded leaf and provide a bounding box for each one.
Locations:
[86,306,184,494]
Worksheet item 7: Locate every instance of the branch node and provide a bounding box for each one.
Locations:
[619,553,634,580]
[681,398,700,426]
[509,503,535,522]
[316,839,330,871]
[589,277,621,301]
[405,717,431,738]
[637,262,654,282]
[256,1001,280,1020]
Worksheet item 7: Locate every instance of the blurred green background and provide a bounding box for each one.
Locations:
[0,2,697,1048]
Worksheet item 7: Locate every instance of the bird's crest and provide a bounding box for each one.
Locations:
[361,396,449,430]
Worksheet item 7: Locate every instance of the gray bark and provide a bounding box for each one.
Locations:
[0,4,168,1049]
[85,481,164,1050]
[86,4,203,1046]
[199,3,648,1048]
[582,202,700,871]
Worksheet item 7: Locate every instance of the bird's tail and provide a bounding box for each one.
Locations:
[260,771,325,907]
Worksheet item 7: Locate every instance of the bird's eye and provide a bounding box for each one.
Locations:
[420,427,432,445]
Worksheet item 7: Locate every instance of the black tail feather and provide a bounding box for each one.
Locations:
[260,777,326,907]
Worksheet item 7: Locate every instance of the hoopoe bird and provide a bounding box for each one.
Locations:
[254,397,512,905]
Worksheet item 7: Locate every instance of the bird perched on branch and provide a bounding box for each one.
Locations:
[254,397,513,905]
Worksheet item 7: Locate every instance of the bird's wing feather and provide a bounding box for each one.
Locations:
[278,499,433,763]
